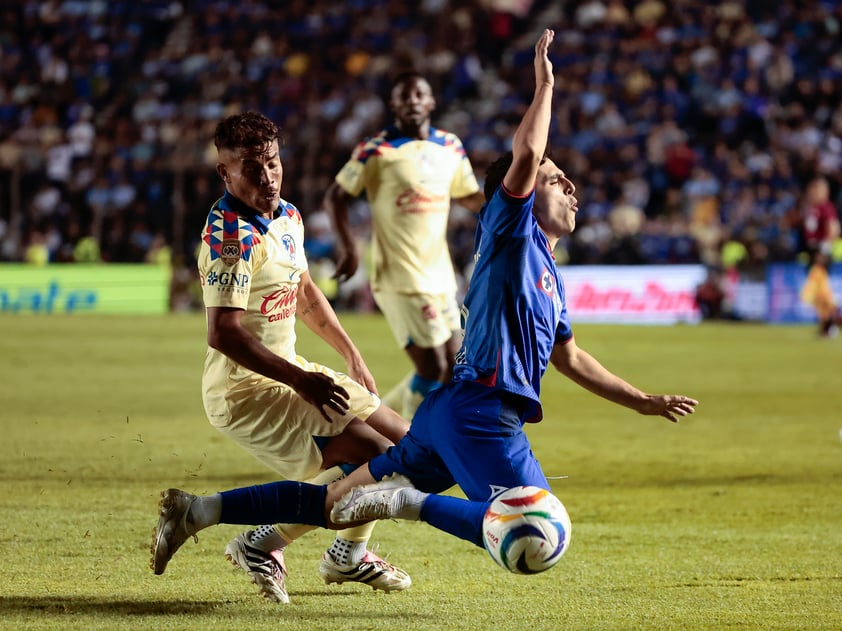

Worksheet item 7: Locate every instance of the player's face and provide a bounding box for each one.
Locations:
[390,77,435,131]
[533,159,577,241]
[807,178,829,204]
[217,140,283,216]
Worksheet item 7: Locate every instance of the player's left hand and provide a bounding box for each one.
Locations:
[638,394,698,423]
[346,355,379,396]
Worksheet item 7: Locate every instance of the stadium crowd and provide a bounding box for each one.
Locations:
[1,0,841,308]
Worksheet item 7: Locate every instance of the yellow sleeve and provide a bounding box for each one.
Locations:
[448,136,480,199]
[335,141,371,197]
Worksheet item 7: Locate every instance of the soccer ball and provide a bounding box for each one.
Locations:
[482,486,571,574]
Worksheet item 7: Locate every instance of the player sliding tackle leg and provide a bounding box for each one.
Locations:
[153,29,697,573]
[222,466,406,602]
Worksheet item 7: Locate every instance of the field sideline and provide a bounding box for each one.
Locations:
[1,313,840,630]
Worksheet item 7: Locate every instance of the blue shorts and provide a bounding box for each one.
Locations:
[368,380,549,502]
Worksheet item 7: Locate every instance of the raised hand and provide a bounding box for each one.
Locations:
[534,28,555,89]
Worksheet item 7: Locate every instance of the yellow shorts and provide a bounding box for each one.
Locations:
[206,355,380,481]
[373,290,460,349]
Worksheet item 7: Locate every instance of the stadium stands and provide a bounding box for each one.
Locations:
[0,0,840,309]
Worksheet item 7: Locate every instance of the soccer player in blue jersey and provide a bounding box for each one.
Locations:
[151,30,697,568]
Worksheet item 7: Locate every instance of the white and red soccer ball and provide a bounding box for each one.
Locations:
[482,486,572,574]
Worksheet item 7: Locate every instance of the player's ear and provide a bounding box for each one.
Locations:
[216,163,228,183]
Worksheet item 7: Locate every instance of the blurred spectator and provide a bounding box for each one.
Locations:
[23,229,49,265]
[798,176,841,259]
[695,266,740,321]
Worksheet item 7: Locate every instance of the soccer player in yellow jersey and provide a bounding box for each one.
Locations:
[152,112,412,603]
[323,72,485,420]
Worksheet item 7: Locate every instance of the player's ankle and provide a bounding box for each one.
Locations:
[393,488,427,520]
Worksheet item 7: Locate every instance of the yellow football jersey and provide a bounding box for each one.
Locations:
[197,192,307,421]
[335,126,479,294]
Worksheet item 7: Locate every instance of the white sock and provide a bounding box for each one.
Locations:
[391,487,427,520]
[186,494,222,530]
[248,524,289,552]
[328,537,367,566]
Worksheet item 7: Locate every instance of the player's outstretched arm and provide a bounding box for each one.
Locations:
[549,338,698,423]
[322,181,360,282]
[503,28,555,197]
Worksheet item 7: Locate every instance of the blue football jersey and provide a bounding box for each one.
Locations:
[452,185,573,421]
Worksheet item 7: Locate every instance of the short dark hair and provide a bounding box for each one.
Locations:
[484,152,514,201]
[214,111,280,151]
[391,70,427,92]
[483,151,549,201]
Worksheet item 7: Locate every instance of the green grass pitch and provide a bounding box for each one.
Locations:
[1,313,840,630]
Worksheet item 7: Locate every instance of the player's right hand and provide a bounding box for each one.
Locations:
[291,369,350,422]
[333,247,360,282]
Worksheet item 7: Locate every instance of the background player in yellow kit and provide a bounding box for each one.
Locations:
[322,72,485,420]
[151,111,412,603]
[800,248,842,337]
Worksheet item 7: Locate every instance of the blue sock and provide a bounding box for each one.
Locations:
[409,373,441,396]
[419,494,489,548]
[219,481,327,528]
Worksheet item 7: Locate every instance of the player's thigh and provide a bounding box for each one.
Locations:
[217,385,332,480]
[366,387,457,493]
[367,427,456,495]
[430,386,549,502]
[217,359,380,480]
[364,404,410,443]
[373,290,458,349]
[320,417,394,469]
[297,356,381,421]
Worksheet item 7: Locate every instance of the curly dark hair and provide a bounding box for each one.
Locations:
[214,111,280,151]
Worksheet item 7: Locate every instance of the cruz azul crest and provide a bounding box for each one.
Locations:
[538,268,554,297]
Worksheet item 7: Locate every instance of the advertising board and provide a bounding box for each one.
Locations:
[0,265,170,315]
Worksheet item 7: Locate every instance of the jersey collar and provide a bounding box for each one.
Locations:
[221,190,279,234]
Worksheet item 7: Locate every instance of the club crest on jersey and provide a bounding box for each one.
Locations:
[220,239,241,266]
[417,150,435,179]
[281,234,296,262]
[538,268,554,297]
